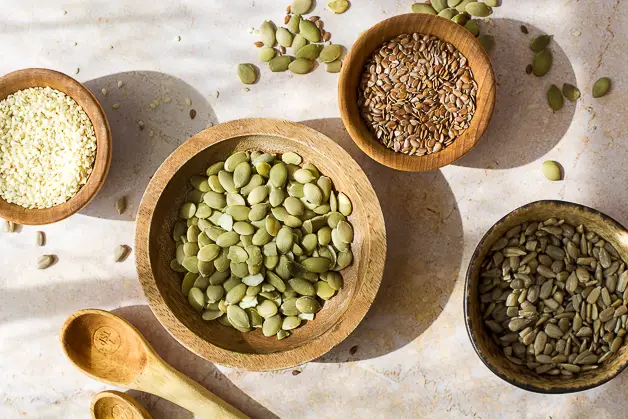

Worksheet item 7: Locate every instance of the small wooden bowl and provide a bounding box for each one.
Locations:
[338,13,496,172]
[135,118,386,371]
[91,391,152,419]
[0,68,112,225]
[465,200,628,393]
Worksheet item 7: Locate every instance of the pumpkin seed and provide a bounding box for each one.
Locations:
[296,296,321,314]
[276,28,293,48]
[530,34,552,52]
[542,161,562,181]
[269,56,292,72]
[466,1,491,17]
[292,0,312,14]
[592,77,611,98]
[532,49,552,77]
[114,245,129,262]
[328,0,349,13]
[180,202,197,219]
[259,21,276,46]
[337,192,352,216]
[464,19,479,36]
[288,14,301,34]
[319,44,342,63]
[301,257,332,273]
[237,64,258,85]
[547,85,564,111]
[411,3,436,14]
[562,83,581,101]
[448,0,462,6]
[437,8,458,19]
[262,314,283,336]
[451,12,469,25]
[188,288,205,312]
[296,44,322,60]
[337,220,354,243]
[299,20,320,43]
[326,60,342,73]
[289,58,314,74]
[292,34,308,53]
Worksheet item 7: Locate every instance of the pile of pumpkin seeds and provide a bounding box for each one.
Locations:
[237,0,345,84]
[170,150,354,340]
[479,218,628,376]
[411,0,500,52]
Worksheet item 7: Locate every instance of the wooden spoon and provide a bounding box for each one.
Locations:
[61,309,249,419]
[91,390,152,419]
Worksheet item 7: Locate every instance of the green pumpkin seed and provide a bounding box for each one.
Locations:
[186,189,204,203]
[182,273,198,296]
[296,296,321,314]
[207,175,225,193]
[411,3,436,14]
[227,305,250,329]
[190,175,210,192]
[203,191,226,210]
[252,226,273,246]
[202,310,223,321]
[264,255,279,270]
[284,215,302,228]
[282,316,302,330]
[269,56,292,72]
[277,226,294,254]
[326,60,342,73]
[337,193,352,216]
[289,278,316,296]
[266,216,281,236]
[240,174,264,196]
[173,221,187,241]
[562,83,581,101]
[478,34,494,52]
[542,161,562,181]
[299,20,320,43]
[292,34,308,53]
[530,34,551,52]
[484,0,501,5]
[455,0,474,12]
[248,185,269,205]
[464,19,479,36]
[262,314,283,336]
[226,283,247,304]
[228,245,249,263]
[268,187,284,207]
[328,0,349,13]
[317,226,332,246]
[319,44,342,63]
[179,202,196,219]
[253,162,271,179]
[258,47,276,62]
[226,193,246,207]
[186,226,200,243]
[284,196,305,216]
[315,281,335,300]
[592,77,611,98]
[292,0,312,14]
[258,299,279,318]
[337,220,354,243]
[224,152,248,172]
[289,58,314,75]
[303,183,323,205]
[217,213,233,230]
[233,221,254,236]
[431,0,448,12]
[188,288,205,312]
[448,0,463,6]
[281,298,299,316]
[206,161,224,176]
[248,204,268,221]
[466,1,491,17]
[296,44,322,60]
[270,162,288,188]
[218,170,237,193]
[231,261,249,278]
[276,27,293,48]
[331,228,348,251]
[301,257,332,273]
[293,169,314,184]
[547,84,564,111]
[287,14,301,34]
[225,205,250,221]
[195,203,212,219]
[325,271,343,290]
[280,152,301,165]
[206,285,224,303]
[246,308,263,328]
[183,242,199,257]
[243,272,264,287]
[438,8,458,19]
[532,49,552,77]
[334,249,353,270]
[216,231,240,247]
[237,64,258,85]
[210,270,230,287]
[259,21,276,46]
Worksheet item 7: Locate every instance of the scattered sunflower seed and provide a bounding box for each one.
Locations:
[37,255,54,269]
[4,220,15,232]
[114,245,130,262]
[36,231,45,246]
[116,196,127,215]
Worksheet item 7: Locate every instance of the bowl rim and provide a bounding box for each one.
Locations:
[464,199,628,394]
[135,117,387,371]
[0,68,112,225]
[338,13,496,172]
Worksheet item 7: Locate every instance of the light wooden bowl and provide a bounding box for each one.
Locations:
[465,200,628,393]
[135,118,386,371]
[338,13,496,172]
[0,68,112,225]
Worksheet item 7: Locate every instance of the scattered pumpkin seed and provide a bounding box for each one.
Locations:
[328,0,349,13]
[289,58,314,75]
[562,83,581,101]
[319,44,342,63]
[530,34,552,52]
[299,20,321,43]
[542,160,562,181]
[292,0,312,14]
[547,85,564,111]
[296,44,322,60]
[258,47,276,62]
[37,255,54,270]
[466,2,492,17]
[592,77,611,98]
[411,3,436,14]
[532,49,552,77]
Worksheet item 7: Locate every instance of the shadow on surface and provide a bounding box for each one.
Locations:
[81,71,218,221]
[112,305,279,419]
[301,118,463,362]
[455,19,576,169]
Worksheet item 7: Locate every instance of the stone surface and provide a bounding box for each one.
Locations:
[1,1,627,418]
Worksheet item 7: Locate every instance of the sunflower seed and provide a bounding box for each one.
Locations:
[37,255,54,269]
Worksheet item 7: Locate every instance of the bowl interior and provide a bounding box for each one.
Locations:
[339,13,496,171]
[466,200,628,393]
[138,119,386,369]
[0,68,111,225]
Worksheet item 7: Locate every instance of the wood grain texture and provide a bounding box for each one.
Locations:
[61,309,248,419]
[91,391,153,419]
[465,200,628,393]
[0,68,111,225]
[135,118,387,371]
[339,13,496,172]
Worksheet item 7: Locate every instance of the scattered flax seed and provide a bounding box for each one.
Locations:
[291,370,302,376]
[349,345,358,355]
[520,25,529,34]
[189,109,197,120]
[112,103,120,109]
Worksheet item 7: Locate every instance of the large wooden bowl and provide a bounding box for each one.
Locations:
[135,118,386,371]
[339,13,496,172]
[0,68,111,225]
[465,200,628,393]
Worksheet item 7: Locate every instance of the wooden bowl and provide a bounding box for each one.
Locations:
[465,200,628,393]
[338,13,496,172]
[0,68,112,225]
[135,118,386,371]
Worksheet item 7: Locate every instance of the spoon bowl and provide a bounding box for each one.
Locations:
[61,309,248,419]
[91,391,152,419]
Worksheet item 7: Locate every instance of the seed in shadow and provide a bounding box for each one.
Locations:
[349,345,358,355]
[190,109,197,120]
[291,370,302,376]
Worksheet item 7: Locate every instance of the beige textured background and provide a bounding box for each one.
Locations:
[0,0,627,418]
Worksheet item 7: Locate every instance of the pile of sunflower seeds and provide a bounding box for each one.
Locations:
[170,150,353,340]
[358,33,477,155]
[480,218,628,376]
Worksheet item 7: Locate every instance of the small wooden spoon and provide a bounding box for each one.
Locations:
[61,309,248,419]
[91,391,152,419]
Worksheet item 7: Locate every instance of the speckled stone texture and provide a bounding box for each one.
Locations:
[1,1,627,418]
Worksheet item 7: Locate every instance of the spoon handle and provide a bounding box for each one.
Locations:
[142,361,249,419]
